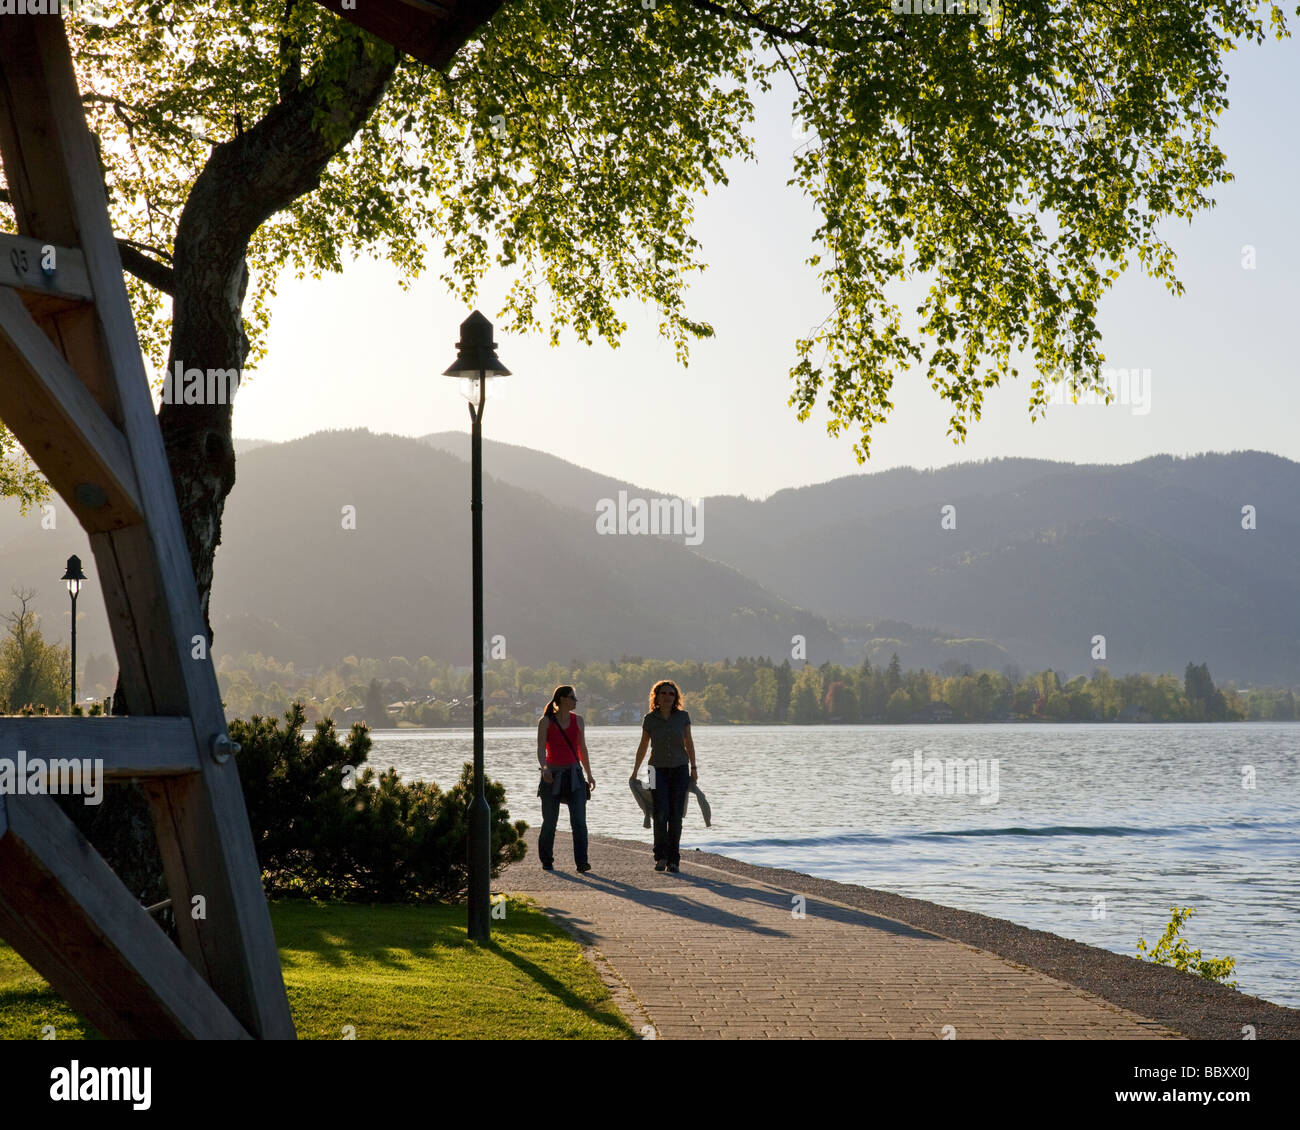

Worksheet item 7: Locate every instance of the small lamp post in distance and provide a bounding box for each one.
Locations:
[61,554,87,714]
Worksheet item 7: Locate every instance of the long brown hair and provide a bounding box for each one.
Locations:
[544,685,575,720]
[648,679,683,714]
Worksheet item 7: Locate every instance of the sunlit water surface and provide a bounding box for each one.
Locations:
[369,723,1300,1008]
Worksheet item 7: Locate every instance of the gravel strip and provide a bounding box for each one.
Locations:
[582,834,1299,1041]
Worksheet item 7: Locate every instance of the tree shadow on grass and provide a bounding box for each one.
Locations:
[484,942,633,1038]
[0,985,98,1040]
[276,903,633,1038]
[272,903,471,970]
[277,925,470,972]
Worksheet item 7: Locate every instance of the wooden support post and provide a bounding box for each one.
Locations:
[0,793,250,1040]
[0,20,295,1038]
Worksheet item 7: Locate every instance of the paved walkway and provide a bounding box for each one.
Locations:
[501,831,1181,1040]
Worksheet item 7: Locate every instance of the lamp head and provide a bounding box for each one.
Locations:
[442,311,510,403]
[62,554,87,597]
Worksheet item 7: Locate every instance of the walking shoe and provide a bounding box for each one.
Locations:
[667,863,679,873]
[542,863,553,871]
[654,861,667,872]
[577,862,592,873]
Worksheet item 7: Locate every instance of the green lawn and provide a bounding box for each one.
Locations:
[0,898,633,1040]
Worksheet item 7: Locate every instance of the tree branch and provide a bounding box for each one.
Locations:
[688,0,826,48]
[173,36,400,322]
[3,186,174,292]
[116,239,175,294]
[279,0,302,103]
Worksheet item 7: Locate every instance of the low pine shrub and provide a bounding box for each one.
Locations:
[232,702,527,902]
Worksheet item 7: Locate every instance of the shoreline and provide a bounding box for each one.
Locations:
[336,719,1300,729]
[580,833,1300,1040]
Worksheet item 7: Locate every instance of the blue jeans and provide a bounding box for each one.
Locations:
[538,765,588,868]
[651,764,690,865]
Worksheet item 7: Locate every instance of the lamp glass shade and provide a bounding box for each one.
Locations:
[458,375,508,404]
[62,554,87,597]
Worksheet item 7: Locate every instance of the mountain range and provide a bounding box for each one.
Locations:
[1,432,1293,684]
[421,434,1299,684]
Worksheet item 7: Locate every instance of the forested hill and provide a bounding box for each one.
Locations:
[2,433,1294,685]
[690,453,1300,683]
[207,429,838,666]
[416,440,1300,685]
[0,431,1006,675]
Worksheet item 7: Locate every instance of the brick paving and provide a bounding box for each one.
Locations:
[500,831,1182,1040]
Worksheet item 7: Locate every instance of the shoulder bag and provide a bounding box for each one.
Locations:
[547,714,592,800]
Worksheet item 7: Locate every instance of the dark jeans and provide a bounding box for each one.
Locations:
[538,765,588,868]
[651,764,690,865]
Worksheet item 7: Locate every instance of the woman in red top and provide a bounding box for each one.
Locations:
[536,684,597,872]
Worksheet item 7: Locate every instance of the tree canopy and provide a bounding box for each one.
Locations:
[0,589,70,713]
[0,0,1292,639]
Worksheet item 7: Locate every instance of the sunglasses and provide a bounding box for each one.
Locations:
[656,690,677,698]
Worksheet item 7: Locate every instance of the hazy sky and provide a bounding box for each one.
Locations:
[231,31,1300,503]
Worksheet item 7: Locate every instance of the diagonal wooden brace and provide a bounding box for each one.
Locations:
[0,286,143,532]
[0,792,250,1040]
[0,19,297,1040]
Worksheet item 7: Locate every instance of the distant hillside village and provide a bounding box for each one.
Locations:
[131,652,1300,730]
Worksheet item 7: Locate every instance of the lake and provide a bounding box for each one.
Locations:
[367,722,1300,1009]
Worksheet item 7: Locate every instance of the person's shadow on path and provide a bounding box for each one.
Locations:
[537,868,938,943]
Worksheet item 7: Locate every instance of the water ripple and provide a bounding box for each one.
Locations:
[370,722,1300,1009]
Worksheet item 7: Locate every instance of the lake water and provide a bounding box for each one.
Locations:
[367,722,1300,1009]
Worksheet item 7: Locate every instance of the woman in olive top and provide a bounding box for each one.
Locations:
[537,685,597,872]
[631,679,697,873]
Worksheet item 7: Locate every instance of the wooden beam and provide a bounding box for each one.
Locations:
[13,20,295,1039]
[0,24,175,721]
[89,526,191,717]
[87,523,252,985]
[0,717,199,779]
[0,44,81,246]
[0,22,293,1039]
[0,32,124,424]
[0,793,250,1039]
[0,233,93,303]
[0,287,143,532]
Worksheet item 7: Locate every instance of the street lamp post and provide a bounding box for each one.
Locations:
[442,310,510,943]
[61,555,87,714]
